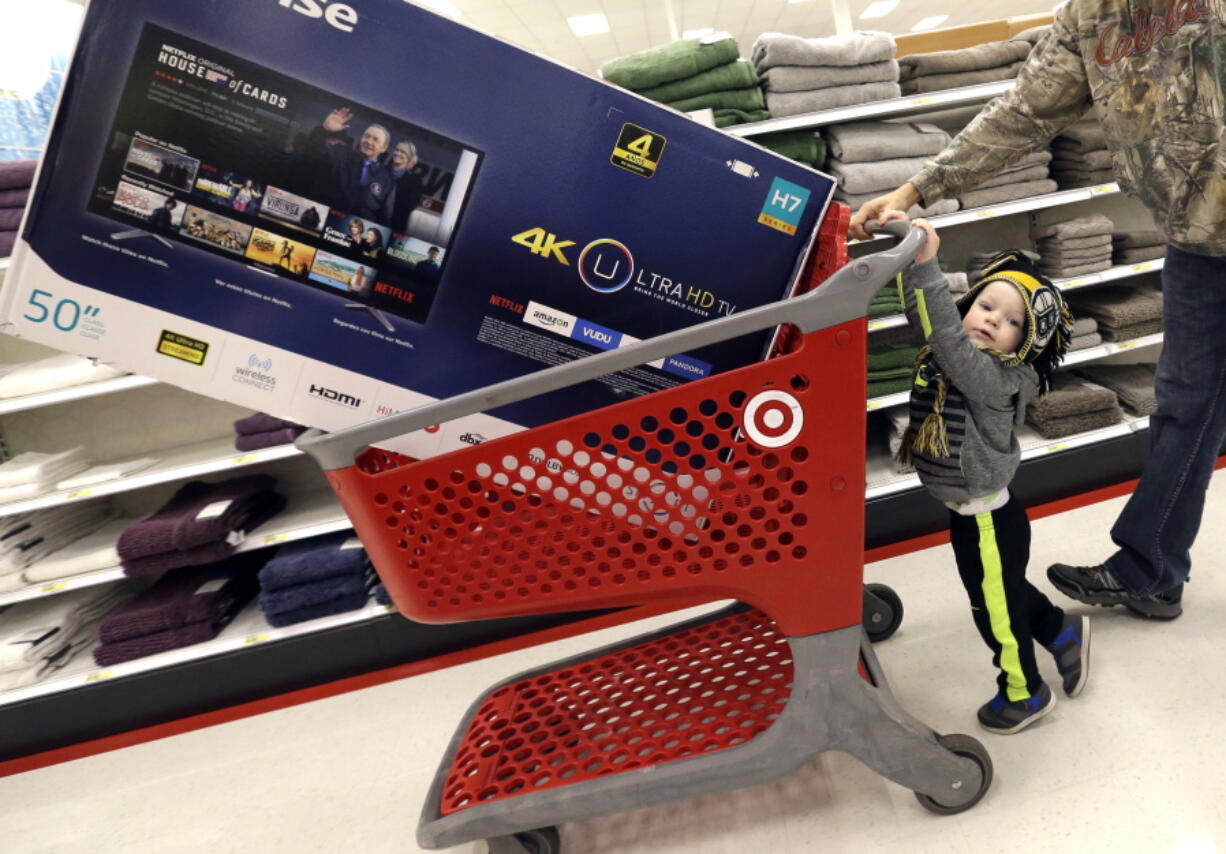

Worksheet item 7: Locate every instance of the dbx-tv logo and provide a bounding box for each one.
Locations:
[512,228,635,294]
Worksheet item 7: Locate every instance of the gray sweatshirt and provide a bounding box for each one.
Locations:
[901,258,1039,503]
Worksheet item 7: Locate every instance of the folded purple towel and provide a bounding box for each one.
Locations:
[118,474,280,560]
[0,231,15,258]
[0,160,36,191]
[234,426,306,452]
[122,492,287,575]
[259,573,369,615]
[0,189,29,208]
[0,209,21,230]
[263,591,369,628]
[234,412,304,435]
[257,532,370,590]
[93,620,222,666]
[99,552,268,643]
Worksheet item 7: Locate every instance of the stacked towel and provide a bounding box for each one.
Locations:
[0,447,90,503]
[1067,283,1163,341]
[0,502,114,592]
[868,344,917,399]
[957,150,1056,210]
[753,130,826,167]
[1026,374,1124,439]
[0,584,136,689]
[1070,316,1103,351]
[868,281,903,319]
[898,38,1032,94]
[885,408,915,474]
[0,160,35,258]
[20,516,132,585]
[93,554,265,666]
[823,121,957,217]
[58,458,159,490]
[598,35,767,127]
[966,249,1041,281]
[1051,115,1114,189]
[118,475,287,575]
[1111,230,1166,265]
[1031,213,1115,278]
[0,354,127,400]
[372,582,392,607]
[233,412,307,452]
[1074,363,1158,416]
[257,533,372,627]
[752,31,900,119]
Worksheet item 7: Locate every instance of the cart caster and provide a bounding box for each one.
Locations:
[863,583,903,642]
[487,825,561,854]
[914,733,993,815]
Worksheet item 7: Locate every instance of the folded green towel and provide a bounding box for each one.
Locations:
[869,301,904,319]
[600,36,741,91]
[868,377,913,398]
[667,86,766,114]
[636,59,758,102]
[867,346,918,372]
[755,131,827,166]
[713,108,770,127]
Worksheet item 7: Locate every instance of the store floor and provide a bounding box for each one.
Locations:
[4,476,1225,853]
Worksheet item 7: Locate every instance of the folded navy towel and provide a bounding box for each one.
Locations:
[99,552,267,643]
[263,591,369,628]
[233,412,305,435]
[118,475,280,560]
[259,573,369,615]
[93,619,222,666]
[257,532,370,590]
[0,160,36,191]
[121,492,287,576]
[234,426,306,452]
[373,582,392,606]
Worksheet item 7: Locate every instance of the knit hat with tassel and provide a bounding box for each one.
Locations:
[900,250,1074,462]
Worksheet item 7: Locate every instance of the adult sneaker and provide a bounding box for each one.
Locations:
[1047,563,1183,620]
[977,682,1055,735]
[1045,614,1091,697]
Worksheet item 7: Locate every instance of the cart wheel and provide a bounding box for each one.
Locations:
[863,583,903,642]
[914,733,993,815]
[512,826,561,854]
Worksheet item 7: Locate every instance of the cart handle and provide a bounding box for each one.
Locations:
[298,220,924,471]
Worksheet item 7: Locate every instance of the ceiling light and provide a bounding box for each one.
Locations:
[682,27,714,39]
[416,0,462,19]
[568,12,610,37]
[860,0,900,19]
[911,14,949,31]
[787,0,817,4]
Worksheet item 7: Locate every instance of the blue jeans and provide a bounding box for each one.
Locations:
[1106,245,1226,594]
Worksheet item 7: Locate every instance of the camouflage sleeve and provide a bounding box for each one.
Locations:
[909,4,1094,205]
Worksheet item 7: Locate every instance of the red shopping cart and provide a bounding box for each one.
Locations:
[297,216,992,853]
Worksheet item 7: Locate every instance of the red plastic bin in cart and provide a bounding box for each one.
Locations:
[296,215,992,853]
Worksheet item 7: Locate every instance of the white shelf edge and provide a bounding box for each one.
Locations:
[0,438,304,519]
[866,391,910,411]
[1061,332,1163,367]
[867,315,908,332]
[0,374,160,416]
[729,80,1015,136]
[0,257,9,276]
[927,183,1118,228]
[0,598,394,708]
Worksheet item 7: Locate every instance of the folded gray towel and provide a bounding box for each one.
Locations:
[765,82,901,117]
[824,121,949,163]
[835,190,959,217]
[898,40,1032,79]
[1038,245,1114,263]
[1072,316,1099,336]
[946,272,969,294]
[1052,149,1114,171]
[1101,318,1163,341]
[1112,230,1164,250]
[1031,213,1115,241]
[1028,374,1119,421]
[958,178,1058,209]
[1114,245,1167,264]
[753,31,895,71]
[900,61,1025,94]
[1053,117,1107,152]
[1027,402,1125,439]
[971,163,1051,190]
[1069,283,1163,328]
[967,249,1042,265]
[827,155,933,195]
[1070,331,1104,350]
[1074,364,1158,416]
[1036,234,1112,251]
[1053,167,1117,188]
[1039,258,1114,278]
[760,60,899,92]
[1013,25,1052,44]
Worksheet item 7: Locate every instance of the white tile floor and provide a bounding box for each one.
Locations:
[3,477,1226,854]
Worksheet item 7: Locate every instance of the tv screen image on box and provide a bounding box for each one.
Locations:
[88,22,483,327]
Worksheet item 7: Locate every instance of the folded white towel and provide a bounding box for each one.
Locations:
[0,447,90,489]
[0,584,133,673]
[21,517,130,583]
[57,458,159,490]
[0,354,125,400]
[0,503,112,574]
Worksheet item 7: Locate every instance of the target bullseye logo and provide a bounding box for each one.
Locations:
[743,390,804,448]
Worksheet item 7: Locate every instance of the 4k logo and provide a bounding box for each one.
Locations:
[511,228,575,265]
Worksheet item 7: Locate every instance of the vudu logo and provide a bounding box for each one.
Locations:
[248,354,273,372]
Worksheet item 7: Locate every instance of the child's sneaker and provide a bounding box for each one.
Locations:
[977,682,1055,734]
[1045,614,1091,697]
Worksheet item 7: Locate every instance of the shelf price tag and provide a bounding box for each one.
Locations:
[1131,262,1157,273]
[1090,183,1118,194]
[263,533,290,545]
[66,489,94,500]
[1060,277,1089,290]
[908,97,936,106]
[230,454,258,465]
[39,583,68,594]
[1115,341,1139,350]
[973,209,999,219]
[1045,443,1069,454]
[244,634,270,645]
[867,400,884,410]
[86,671,113,683]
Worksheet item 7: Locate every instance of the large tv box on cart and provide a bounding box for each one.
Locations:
[0,0,834,457]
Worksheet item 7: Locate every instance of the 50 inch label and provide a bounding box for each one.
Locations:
[23,290,100,332]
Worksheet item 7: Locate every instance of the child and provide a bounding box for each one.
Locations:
[883,210,1091,734]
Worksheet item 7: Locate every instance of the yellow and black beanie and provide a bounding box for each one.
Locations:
[956,249,1074,394]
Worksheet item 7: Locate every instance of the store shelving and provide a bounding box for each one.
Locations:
[0,374,159,416]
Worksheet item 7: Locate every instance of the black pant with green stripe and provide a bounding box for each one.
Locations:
[948,495,1065,701]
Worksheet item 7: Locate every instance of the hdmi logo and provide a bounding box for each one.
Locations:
[277,0,358,33]
[309,383,362,408]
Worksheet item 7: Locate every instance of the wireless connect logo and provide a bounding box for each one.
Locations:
[248,354,273,372]
[577,239,634,294]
